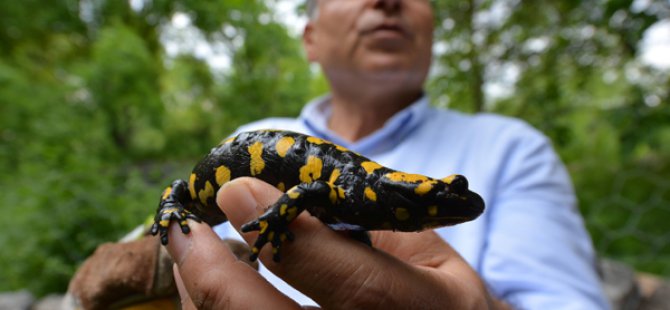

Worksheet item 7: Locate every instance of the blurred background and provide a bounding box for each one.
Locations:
[0,0,668,297]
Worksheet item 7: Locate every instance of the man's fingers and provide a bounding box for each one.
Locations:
[217,178,440,308]
[165,219,299,309]
[371,229,458,268]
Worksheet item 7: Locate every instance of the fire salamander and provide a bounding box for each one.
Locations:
[151,130,485,262]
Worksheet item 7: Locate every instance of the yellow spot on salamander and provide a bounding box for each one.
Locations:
[259,220,269,234]
[442,174,457,184]
[161,186,173,201]
[188,173,197,200]
[198,181,214,206]
[275,136,295,158]
[428,205,439,217]
[280,204,288,215]
[285,206,298,221]
[361,161,383,174]
[364,187,377,202]
[329,187,338,204]
[287,188,300,199]
[335,145,350,152]
[220,136,235,145]
[160,220,170,227]
[395,208,410,221]
[163,207,178,214]
[329,168,341,184]
[307,136,330,145]
[414,180,437,196]
[277,182,286,192]
[248,141,265,176]
[299,156,323,183]
[215,165,231,186]
[385,172,430,183]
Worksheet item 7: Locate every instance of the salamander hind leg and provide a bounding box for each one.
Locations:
[150,179,201,245]
[241,181,333,262]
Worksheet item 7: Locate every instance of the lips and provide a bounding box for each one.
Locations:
[373,23,403,32]
[359,13,408,36]
[365,22,408,37]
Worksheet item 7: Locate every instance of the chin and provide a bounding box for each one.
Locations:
[359,54,429,80]
[363,65,426,85]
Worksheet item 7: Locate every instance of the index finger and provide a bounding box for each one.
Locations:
[165,219,300,309]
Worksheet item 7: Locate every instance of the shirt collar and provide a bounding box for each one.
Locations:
[299,94,431,155]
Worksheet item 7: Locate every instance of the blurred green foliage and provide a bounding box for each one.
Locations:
[0,0,668,296]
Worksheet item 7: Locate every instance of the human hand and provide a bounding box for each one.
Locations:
[166,177,509,309]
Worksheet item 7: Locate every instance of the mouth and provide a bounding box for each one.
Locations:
[374,23,403,32]
[364,22,408,38]
[466,191,486,215]
[443,191,485,218]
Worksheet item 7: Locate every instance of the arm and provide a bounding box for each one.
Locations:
[482,129,608,309]
[167,178,511,309]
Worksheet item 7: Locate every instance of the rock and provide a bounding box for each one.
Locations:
[599,258,641,310]
[0,290,34,310]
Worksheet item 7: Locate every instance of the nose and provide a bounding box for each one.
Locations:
[373,0,401,12]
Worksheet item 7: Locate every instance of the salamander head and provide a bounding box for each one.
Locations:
[419,174,485,229]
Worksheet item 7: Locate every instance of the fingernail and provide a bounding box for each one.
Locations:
[216,179,238,206]
[218,179,257,211]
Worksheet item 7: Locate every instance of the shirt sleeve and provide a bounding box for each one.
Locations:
[481,123,609,309]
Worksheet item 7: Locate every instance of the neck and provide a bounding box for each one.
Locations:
[327,88,423,142]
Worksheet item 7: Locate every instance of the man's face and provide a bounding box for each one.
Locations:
[304,0,434,88]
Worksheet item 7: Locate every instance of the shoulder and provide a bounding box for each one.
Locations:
[476,113,553,158]
[424,108,565,188]
[477,113,547,141]
[469,113,561,170]
[427,107,552,153]
[452,109,545,140]
[234,117,305,134]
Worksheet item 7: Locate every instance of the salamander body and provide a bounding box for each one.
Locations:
[151,130,485,261]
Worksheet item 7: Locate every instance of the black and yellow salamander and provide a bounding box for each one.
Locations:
[151,130,485,262]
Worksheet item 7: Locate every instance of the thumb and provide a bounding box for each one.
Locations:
[217,178,424,308]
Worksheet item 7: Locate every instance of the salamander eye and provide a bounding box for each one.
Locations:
[442,174,469,195]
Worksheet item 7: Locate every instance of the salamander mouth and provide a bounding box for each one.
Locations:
[467,191,485,215]
[433,216,479,223]
[436,191,485,224]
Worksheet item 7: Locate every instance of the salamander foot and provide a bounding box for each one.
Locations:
[150,202,201,245]
[241,215,295,262]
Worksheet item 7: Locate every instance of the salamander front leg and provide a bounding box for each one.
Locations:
[150,179,201,245]
[241,181,333,262]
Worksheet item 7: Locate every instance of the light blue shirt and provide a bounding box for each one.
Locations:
[215,95,609,309]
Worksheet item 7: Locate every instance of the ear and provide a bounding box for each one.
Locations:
[302,22,318,62]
